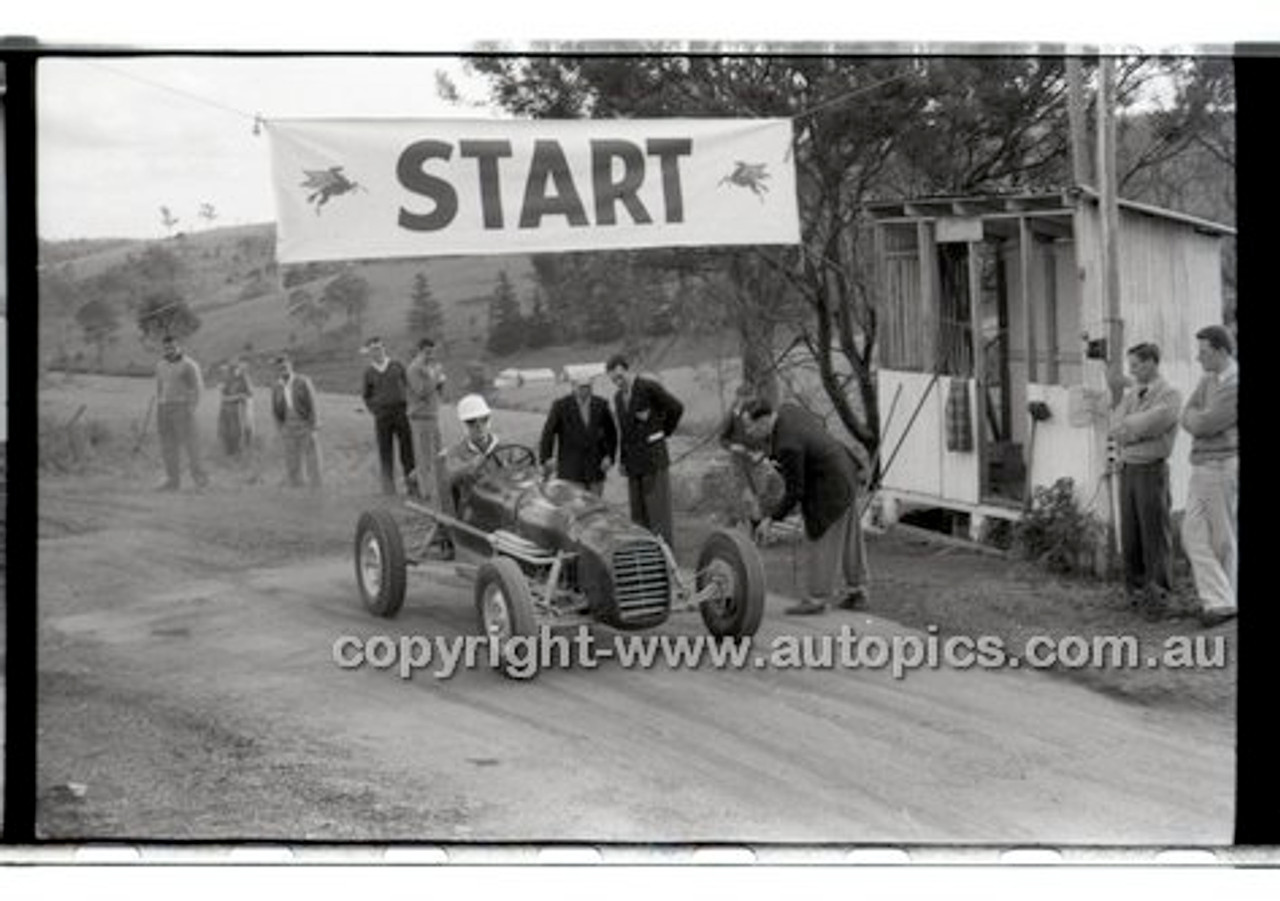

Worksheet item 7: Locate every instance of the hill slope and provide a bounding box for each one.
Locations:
[38,223,537,377]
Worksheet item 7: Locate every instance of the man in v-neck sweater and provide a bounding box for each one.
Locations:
[361,337,417,496]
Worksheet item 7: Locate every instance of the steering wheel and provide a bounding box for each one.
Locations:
[478,443,538,475]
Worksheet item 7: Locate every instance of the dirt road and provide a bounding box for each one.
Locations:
[36,472,1232,845]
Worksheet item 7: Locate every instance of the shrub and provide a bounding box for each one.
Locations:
[1012,477,1105,576]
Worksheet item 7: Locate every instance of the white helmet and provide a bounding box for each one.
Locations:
[456,394,492,423]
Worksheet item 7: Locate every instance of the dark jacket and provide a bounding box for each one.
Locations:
[539,393,618,485]
[614,376,684,478]
[272,374,318,428]
[766,404,860,540]
[362,361,409,417]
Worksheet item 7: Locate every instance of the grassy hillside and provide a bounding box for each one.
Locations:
[38,223,538,383]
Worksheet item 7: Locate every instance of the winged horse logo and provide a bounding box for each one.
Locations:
[718,161,771,201]
[300,166,366,214]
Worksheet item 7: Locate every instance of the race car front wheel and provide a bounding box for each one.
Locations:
[475,557,539,679]
[355,509,407,618]
[696,528,766,638]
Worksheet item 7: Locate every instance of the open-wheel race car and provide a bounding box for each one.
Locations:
[353,440,766,672]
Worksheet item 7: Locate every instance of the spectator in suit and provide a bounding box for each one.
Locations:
[270,354,322,490]
[361,336,416,496]
[742,399,869,616]
[539,372,618,495]
[608,354,684,546]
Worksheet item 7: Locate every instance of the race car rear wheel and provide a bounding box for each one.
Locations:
[475,556,539,679]
[696,528,766,638]
[354,509,407,618]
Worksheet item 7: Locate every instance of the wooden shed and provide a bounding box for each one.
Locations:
[865,188,1233,538]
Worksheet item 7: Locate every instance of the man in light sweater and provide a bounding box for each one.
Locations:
[1108,343,1182,621]
[1180,325,1239,628]
[405,337,448,503]
[154,335,208,491]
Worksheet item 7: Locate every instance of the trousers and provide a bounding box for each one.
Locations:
[157,402,206,487]
[627,468,673,546]
[281,422,322,488]
[804,502,869,602]
[374,408,416,495]
[1181,457,1238,612]
[1118,460,1173,596]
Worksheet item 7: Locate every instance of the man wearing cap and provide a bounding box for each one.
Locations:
[154,335,209,491]
[1180,324,1239,629]
[361,337,417,496]
[539,372,617,495]
[444,394,500,514]
[1107,342,1182,621]
[608,354,684,545]
[406,337,448,503]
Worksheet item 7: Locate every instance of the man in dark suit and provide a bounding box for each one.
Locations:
[607,354,684,546]
[539,372,618,495]
[742,399,869,615]
[271,354,322,490]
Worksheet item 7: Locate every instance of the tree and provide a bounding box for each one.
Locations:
[486,270,524,355]
[159,205,180,236]
[322,270,371,332]
[198,203,219,228]
[75,297,121,370]
[469,55,930,455]
[136,287,201,344]
[406,271,445,340]
[40,267,83,367]
[288,287,331,340]
[469,54,1232,462]
[524,291,556,349]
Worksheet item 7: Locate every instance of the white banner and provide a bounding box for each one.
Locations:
[267,118,799,262]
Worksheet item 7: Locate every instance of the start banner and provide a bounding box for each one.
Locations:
[267,117,799,262]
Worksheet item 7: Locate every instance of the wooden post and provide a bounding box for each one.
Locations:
[1097,55,1125,563]
[1097,56,1125,405]
[1066,57,1091,189]
[968,239,986,500]
[1018,216,1037,502]
[1019,217,1038,384]
[1045,245,1060,384]
[917,220,938,373]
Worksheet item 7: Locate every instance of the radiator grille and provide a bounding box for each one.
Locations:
[611,540,671,621]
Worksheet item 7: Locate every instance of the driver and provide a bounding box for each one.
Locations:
[444,394,502,504]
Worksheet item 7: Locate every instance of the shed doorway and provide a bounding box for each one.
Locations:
[937,233,1026,507]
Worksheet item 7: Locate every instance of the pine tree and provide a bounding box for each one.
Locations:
[486,270,524,356]
[406,271,445,340]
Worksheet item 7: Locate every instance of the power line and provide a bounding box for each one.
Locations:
[82,60,260,126]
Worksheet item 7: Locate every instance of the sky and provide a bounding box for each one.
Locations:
[23,2,1279,242]
[37,56,504,240]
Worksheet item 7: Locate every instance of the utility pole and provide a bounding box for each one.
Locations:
[1097,55,1125,406]
[1066,57,1091,189]
[1097,54,1126,572]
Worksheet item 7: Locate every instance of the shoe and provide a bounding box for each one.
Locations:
[1198,608,1238,629]
[837,588,869,610]
[784,599,827,616]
